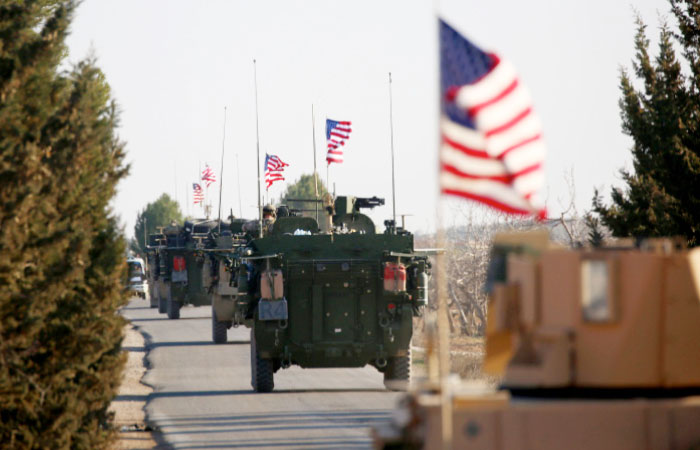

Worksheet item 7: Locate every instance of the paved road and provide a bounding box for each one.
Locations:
[122,299,403,449]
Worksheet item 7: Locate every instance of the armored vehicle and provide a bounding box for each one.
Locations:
[234,196,432,392]
[205,218,249,344]
[145,234,165,309]
[373,232,700,449]
[147,220,220,320]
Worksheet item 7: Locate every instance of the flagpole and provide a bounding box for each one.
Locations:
[253,59,263,238]
[217,106,227,232]
[236,153,242,218]
[198,161,202,216]
[432,19,453,449]
[311,105,319,222]
[388,72,397,225]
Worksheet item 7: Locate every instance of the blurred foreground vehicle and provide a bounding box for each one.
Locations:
[374,232,700,449]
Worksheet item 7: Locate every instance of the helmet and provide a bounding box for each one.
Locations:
[263,204,276,217]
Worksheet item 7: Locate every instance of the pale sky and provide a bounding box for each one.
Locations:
[65,0,667,237]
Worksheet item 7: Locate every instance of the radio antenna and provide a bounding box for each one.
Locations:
[388,72,397,224]
[217,106,227,233]
[254,59,263,238]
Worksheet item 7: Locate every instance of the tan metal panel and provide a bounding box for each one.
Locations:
[577,253,663,386]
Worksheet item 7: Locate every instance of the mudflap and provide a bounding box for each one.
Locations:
[258,298,288,321]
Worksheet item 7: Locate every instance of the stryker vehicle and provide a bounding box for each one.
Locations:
[205,218,249,344]
[145,234,165,309]
[234,196,432,392]
[373,232,700,449]
[147,220,220,320]
[126,257,150,302]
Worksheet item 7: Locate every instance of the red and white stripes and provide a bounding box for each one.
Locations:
[441,57,546,217]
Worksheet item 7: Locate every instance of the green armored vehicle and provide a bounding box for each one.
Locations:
[205,218,250,343]
[148,220,220,320]
[234,196,431,392]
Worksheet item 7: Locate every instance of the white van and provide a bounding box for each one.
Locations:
[126,257,149,300]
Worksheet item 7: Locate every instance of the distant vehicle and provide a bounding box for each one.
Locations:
[126,257,149,301]
[147,221,218,320]
[232,195,432,392]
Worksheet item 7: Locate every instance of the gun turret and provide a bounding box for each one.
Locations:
[354,196,385,211]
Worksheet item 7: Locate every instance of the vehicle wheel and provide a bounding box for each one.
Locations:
[250,329,274,392]
[158,295,167,314]
[212,308,227,344]
[383,349,411,391]
[167,299,181,320]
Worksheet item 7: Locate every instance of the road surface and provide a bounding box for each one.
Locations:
[121,299,403,449]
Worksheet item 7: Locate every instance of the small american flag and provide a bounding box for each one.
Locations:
[201,165,216,188]
[264,153,289,189]
[326,119,352,164]
[439,19,546,219]
[192,183,204,205]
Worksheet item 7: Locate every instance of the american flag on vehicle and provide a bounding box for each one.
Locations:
[439,19,546,219]
[192,183,204,205]
[264,153,289,189]
[326,119,352,164]
[201,164,216,188]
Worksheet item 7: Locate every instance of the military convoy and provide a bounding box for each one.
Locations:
[142,195,432,392]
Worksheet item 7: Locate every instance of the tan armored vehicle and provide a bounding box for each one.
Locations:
[374,232,700,449]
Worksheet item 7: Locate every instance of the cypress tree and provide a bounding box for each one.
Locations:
[0,2,129,448]
[593,0,700,247]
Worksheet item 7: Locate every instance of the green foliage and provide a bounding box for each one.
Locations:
[132,193,182,255]
[593,1,700,246]
[279,173,328,216]
[0,1,129,448]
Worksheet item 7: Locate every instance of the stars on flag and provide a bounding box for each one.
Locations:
[326,119,352,164]
[192,183,204,205]
[201,164,216,188]
[439,19,546,219]
[264,153,289,189]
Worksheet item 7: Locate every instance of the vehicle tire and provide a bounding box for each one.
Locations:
[212,308,227,344]
[250,329,274,393]
[167,299,181,320]
[383,349,411,391]
[158,295,167,314]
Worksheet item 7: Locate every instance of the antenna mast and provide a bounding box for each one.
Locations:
[236,153,242,218]
[217,106,227,233]
[388,72,397,224]
[312,105,319,222]
[254,59,263,238]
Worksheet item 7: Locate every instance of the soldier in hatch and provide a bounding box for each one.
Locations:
[242,204,276,235]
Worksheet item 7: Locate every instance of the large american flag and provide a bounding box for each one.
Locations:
[439,19,546,218]
[192,183,204,205]
[326,119,352,164]
[264,153,288,189]
[201,165,216,188]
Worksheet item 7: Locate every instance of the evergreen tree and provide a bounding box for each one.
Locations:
[0,2,129,448]
[593,0,700,246]
[279,173,329,216]
[132,193,182,255]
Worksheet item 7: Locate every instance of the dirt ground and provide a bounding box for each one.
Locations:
[109,324,160,449]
